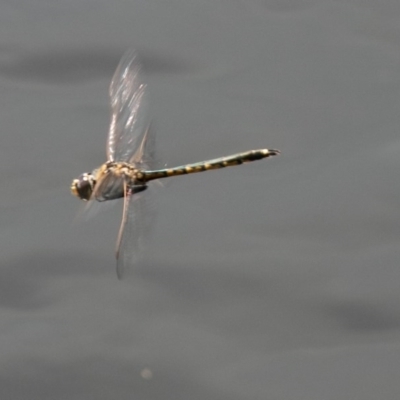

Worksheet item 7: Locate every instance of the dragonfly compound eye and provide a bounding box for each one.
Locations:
[71,173,96,201]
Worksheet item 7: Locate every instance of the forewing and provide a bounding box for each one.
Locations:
[108,49,150,163]
[115,185,154,279]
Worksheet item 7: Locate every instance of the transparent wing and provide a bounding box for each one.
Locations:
[132,121,157,168]
[115,183,155,279]
[108,49,150,163]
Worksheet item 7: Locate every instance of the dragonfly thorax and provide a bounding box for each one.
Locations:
[101,161,146,184]
[71,162,147,202]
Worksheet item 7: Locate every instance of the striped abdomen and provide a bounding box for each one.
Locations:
[141,149,279,182]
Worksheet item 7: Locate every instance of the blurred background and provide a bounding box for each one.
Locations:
[1,1,400,399]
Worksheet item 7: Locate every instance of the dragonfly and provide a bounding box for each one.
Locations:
[71,49,280,279]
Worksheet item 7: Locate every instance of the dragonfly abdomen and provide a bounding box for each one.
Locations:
[142,149,279,182]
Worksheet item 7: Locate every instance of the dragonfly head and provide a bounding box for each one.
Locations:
[71,172,96,201]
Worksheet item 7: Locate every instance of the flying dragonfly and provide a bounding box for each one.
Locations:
[71,49,280,279]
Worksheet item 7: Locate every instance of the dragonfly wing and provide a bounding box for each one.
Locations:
[108,49,150,163]
[131,121,157,169]
[115,183,154,279]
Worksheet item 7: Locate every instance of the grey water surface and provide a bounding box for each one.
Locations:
[1,1,400,399]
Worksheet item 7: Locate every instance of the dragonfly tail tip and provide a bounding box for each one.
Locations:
[268,149,281,156]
